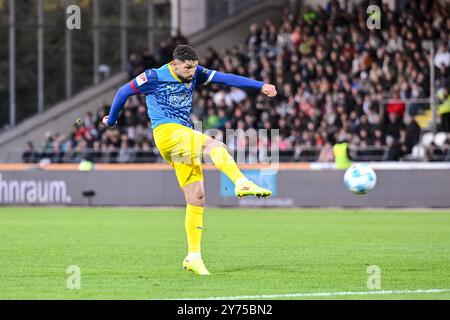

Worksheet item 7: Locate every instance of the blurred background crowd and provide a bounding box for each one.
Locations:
[24,0,450,164]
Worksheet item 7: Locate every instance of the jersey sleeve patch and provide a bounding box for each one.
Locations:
[136,71,149,86]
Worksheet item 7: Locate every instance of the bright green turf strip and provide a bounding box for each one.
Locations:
[0,207,449,300]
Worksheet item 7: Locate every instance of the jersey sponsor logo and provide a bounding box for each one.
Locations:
[136,71,149,86]
[202,67,209,75]
[168,92,191,106]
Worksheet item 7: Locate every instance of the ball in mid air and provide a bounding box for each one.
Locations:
[343,164,377,195]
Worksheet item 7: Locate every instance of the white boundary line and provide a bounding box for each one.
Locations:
[175,289,450,300]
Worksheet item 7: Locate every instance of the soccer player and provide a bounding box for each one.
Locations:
[103,45,277,275]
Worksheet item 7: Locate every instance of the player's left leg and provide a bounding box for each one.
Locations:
[202,137,272,198]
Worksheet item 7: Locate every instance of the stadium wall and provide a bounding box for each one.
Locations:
[1,163,449,208]
[0,72,128,163]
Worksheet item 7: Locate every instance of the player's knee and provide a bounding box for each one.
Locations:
[216,141,227,150]
[205,139,226,153]
[187,191,205,207]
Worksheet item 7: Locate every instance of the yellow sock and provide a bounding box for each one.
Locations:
[185,204,204,254]
[209,146,245,183]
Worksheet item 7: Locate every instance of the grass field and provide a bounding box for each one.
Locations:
[0,207,449,300]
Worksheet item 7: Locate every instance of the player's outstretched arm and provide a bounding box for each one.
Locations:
[207,70,277,97]
[102,82,138,127]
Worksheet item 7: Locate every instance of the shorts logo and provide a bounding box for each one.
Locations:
[136,72,149,86]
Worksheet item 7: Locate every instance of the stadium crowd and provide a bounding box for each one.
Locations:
[24,0,450,164]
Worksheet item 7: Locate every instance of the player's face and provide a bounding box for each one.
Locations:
[173,59,198,83]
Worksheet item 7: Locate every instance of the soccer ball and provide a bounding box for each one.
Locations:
[343,164,377,195]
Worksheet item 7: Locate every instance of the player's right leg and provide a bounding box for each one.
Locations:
[180,180,210,276]
[153,123,210,275]
[172,152,210,276]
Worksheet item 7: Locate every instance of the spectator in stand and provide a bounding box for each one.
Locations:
[127,53,144,80]
[142,48,158,70]
[22,141,39,163]
[318,141,334,162]
[404,114,421,154]
[383,135,402,161]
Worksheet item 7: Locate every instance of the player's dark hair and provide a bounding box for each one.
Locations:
[173,45,198,62]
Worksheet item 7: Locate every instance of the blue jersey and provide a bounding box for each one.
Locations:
[129,64,215,129]
[107,63,264,128]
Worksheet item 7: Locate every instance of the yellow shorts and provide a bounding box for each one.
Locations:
[153,123,209,188]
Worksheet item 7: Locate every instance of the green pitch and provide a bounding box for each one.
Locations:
[0,207,449,300]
